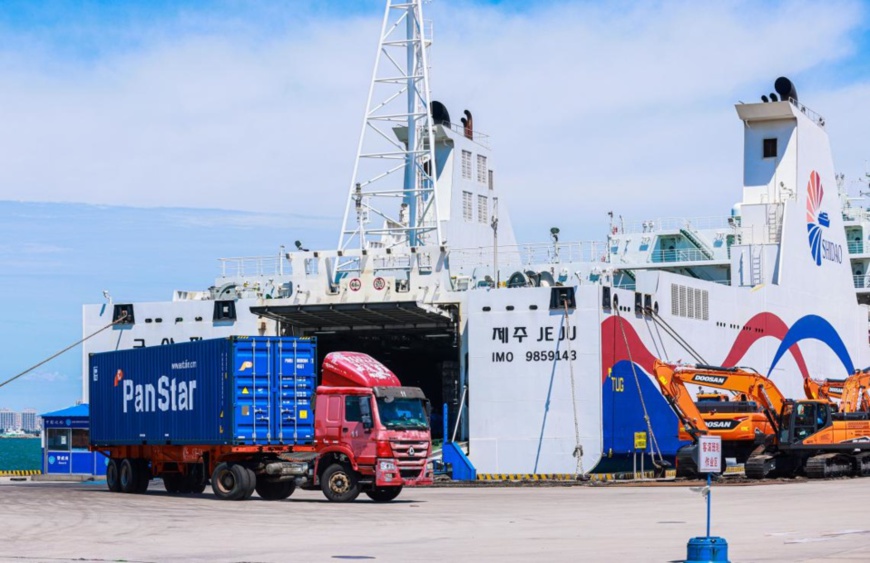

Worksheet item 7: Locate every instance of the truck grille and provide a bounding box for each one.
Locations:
[391,440,429,479]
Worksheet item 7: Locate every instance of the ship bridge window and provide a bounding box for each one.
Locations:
[461,150,472,179]
[763,138,777,158]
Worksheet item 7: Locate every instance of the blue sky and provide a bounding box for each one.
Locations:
[2,0,870,412]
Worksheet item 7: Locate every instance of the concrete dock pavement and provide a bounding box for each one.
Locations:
[0,478,869,561]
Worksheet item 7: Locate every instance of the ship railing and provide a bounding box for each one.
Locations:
[853,275,870,290]
[848,241,865,255]
[842,207,870,223]
[788,97,826,128]
[650,248,722,263]
[218,255,286,278]
[439,122,491,149]
[615,216,732,234]
[449,241,609,267]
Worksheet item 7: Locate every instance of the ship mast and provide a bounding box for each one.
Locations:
[337,0,440,253]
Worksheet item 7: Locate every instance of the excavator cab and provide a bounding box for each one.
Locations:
[779,400,832,444]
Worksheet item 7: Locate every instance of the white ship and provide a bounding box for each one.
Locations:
[82,0,870,476]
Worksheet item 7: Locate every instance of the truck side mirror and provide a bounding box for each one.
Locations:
[361,398,374,430]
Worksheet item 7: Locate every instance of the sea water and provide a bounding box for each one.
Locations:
[0,438,41,471]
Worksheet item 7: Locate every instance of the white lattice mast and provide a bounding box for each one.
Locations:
[338,0,440,252]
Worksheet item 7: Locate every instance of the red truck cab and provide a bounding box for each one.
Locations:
[311,352,432,502]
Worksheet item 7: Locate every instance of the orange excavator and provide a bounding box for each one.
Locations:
[653,360,787,477]
[656,361,870,479]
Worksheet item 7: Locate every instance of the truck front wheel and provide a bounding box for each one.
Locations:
[321,463,360,502]
[365,486,402,502]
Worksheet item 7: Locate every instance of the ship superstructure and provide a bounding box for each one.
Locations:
[82,1,870,475]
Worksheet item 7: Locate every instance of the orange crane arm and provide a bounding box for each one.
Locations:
[652,360,710,441]
[653,360,786,436]
[840,373,870,413]
[672,364,787,413]
[804,377,844,402]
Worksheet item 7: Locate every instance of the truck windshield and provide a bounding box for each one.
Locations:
[376,397,429,430]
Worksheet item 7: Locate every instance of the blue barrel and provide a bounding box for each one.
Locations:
[686,537,729,563]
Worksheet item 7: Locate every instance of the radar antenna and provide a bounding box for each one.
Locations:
[337,0,440,254]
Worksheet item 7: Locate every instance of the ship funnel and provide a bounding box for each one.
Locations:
[431,100,451,127]
[774,77,797,103]
[461,109,473,140]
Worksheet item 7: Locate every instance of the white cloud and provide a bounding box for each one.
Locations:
[0,1,867,244]
[23,370,69,383]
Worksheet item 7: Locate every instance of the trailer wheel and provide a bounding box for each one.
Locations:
[180,464,206,494]
[186,479,207,494]
[106,459,122,493]
[181,471,206,494]
[119,459,138,494]
[241,467,257,500]
[321,463,360,502]
[255,478,296,501]
[211,463,246,500]
[365,486,403,503]
[135,459,151,494]
[163,473,183,493]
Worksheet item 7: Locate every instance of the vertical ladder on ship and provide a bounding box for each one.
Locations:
[766,204,782,243]
[750,245,763,286]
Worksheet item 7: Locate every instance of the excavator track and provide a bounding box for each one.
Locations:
[805,454,853,479]
[853,452,870,477]
[744,454,776,479]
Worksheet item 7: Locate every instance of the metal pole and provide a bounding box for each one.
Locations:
[442,403,448,444]
[452,385,468,443]
[706,472,712,538]
[403,5,417,246]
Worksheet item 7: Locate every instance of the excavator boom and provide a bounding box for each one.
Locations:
[840,372,870,413]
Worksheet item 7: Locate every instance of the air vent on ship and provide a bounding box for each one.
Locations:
[670,284,709,320]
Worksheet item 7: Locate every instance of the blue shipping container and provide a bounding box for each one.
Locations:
[89,337,317,446]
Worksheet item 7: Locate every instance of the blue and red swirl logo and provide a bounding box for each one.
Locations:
[806,171,839,266]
